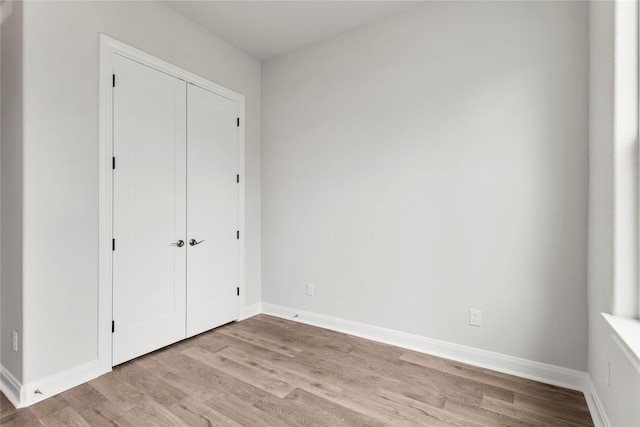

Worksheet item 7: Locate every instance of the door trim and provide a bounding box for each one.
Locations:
[98,34,246,372]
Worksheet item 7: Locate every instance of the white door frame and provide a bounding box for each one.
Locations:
[98,34,245,372]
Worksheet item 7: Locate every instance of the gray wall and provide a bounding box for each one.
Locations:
[1,0,23,384]
[262,1,589,370]
[17,0,261,385]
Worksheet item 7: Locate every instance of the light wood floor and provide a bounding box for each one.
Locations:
[1,314,593,426]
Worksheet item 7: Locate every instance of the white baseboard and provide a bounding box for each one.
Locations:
[1,365,25,408]
[261,303,587,392]
[21,360,107,407]
[584,374,611,427]
[5,304,591,413]
[240,303,262,321]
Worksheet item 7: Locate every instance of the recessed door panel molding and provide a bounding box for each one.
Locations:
[186,83,239,337]
[112,54,187,365]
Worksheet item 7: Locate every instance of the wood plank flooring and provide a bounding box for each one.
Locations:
[1,314,593,426]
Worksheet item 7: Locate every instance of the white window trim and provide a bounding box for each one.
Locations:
[602,0,640,374]
[602,313,640,373]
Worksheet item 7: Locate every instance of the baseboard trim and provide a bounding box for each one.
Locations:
[239,303,262,321]
[0,365,25,408]
[584,374,611,427]
[261,303,587,392]
[5,304,590,412]
[21,360,107,407]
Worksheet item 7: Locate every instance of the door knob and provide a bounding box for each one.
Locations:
[171,240,185,247]
[189,239,205,246]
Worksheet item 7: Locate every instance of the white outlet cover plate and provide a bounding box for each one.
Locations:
[469,309,482,327]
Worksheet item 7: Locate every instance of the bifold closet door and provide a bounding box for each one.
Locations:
[186,84,239,338]
[112,54,187,366]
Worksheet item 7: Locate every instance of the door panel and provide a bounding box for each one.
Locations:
[112,54,187,365]
[186,84,239,337]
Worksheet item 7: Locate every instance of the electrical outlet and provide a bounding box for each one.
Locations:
[12,330,18,352]
[469,309,482,327]
[603,357,610,387]
[306,283,314,296]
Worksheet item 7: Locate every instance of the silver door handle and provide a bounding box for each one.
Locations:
[189,239,205,246]
[171,240,185,247]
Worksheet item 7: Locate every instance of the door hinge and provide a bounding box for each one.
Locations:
[112,321,115,333]
[112,239,115,251]
[237,287,240,296]
[237,117,240,127]
[236,230,240,240]
[236,174,239,183]
[112,157,116,170]
[112,74,115,88]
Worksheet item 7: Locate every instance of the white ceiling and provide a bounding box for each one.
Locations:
[164,1,421,61]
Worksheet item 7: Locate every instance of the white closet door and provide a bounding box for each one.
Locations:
[186,83,239,337]
[112,54,187,365]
